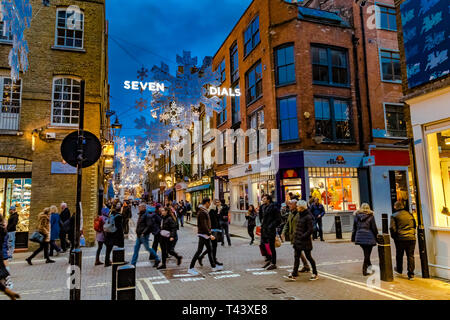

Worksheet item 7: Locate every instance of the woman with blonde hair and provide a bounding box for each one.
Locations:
[49,205,62,257]
[351,203,379,276]
[26,208,55,265]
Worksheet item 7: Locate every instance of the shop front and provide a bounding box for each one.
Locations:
[304,151,366,233]
[368,148,413,227]
[186,176,213,214]
[0,157,32,249]
[408,86,450,279]
[175,182,187,202]
[276,151,305,204]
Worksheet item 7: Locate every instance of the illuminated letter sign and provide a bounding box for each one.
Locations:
[123,81,165,92]
[208,86,241,97]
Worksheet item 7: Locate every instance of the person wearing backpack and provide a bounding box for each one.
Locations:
[94,207,109,266]
[104,205,124,267]
[131,203,161,268]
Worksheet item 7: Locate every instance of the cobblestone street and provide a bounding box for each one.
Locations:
[2,211,449,301]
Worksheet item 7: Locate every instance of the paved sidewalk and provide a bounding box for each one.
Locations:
[1,218,449,300]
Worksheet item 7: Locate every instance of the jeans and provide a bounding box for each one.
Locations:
[220,221,231,246]
[28,242,50,261]
[49,240,61,256]
[200,237,218,263]
[292,249,317,276]
[131,235,160,265]
[190,237,215,269]
[150,233,160,259]
[394,240,416,277]
[7,232,15,259]
[247,225,255,243]
[178,215,184,227]
[360,245,374,270]
[95,241,104,262]
[160,236,181,266]
[313,217,323,240]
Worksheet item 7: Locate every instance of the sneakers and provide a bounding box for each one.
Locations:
[5,276,13,289]
[299,267,311,273]
[188,268,199,276]
[394,267,402,275]
[262,261,271,269]
[266,264,277,271]
[212,265,224,272]
[283,274,297,282]
[215,261,223,266]
[309,274,319,281]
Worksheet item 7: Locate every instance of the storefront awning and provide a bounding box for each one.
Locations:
[186,184,210,193]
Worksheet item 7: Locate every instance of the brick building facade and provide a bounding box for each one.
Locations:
[0,0,110,249]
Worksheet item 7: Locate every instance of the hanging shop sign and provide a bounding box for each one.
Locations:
[123,81,165,92]
[0,164,16,172]
[208,86,241,97]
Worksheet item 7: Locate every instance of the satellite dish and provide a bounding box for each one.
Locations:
[61,131,102,168]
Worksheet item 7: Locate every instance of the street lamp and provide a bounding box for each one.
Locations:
[111,116,122,137]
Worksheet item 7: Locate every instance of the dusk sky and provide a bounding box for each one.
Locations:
[106,0,253,142]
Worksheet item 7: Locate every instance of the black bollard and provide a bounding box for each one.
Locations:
[377,234,393,282]
[335,215,342,239]
[382,213,389,234]
[111,248,126,300]
[116,265,136,300]
[69,249,82,300]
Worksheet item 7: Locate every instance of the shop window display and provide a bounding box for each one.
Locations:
[1,178,31,232]
[426,127,450,227]
[309,167,359,212]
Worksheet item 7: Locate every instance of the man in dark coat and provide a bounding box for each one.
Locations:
[131,203,160,267]
[59,203,71,252]
[285,200,318,281]
[260,195,281,270]
[390,201,416,280]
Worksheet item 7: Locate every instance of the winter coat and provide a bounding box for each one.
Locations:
[218,204,230,224]
[293,209,314,251]
[38,212,51,243]
[352,210,378,246]
[0,224,9,281]
[197,205,212,236]
[6,212,19,232]
[136,210,153,237]
[310,203,326,219]
[209,207,220,230]
[105,211,124,247]
[161,214,178,239]
[96,209,109,242]
[50,213,61,241]
[122,205,132,220]
[246,210,257,227]
[260,202,281,240]
[149,212,162,235]
[282,209,300,244]
[60,207,71,223]
[390,209,416,241]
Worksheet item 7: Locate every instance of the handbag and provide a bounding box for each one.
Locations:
[30,231,44,244]
[275,234,282,248]
[213,230,223,243]
[160,230,170,238]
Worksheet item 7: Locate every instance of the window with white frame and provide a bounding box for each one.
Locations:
[0,77,22,130]
[55,8,84,49]
[249,109,264,154]
[51,78,81,126]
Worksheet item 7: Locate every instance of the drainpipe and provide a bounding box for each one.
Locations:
[358,2,373,144]
[352,34,365,151]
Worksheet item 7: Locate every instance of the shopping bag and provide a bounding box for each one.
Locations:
[255,226,261,237]
[29,231,44,244]
[264,243,272,256]
[259,243,267,257]
[275,235,282,248]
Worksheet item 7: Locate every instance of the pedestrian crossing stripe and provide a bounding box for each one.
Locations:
[252,271,278,275]
[173,274,195,278]
[245,268,265,271]
[209,270,234,275]
[214,274,240,280]
[180,277,205,282]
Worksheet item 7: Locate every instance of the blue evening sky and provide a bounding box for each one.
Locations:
[106,0,252,142]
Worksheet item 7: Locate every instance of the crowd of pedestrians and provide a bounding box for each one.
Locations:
[0,191,419,300]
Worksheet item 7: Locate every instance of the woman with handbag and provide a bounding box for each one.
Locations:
[26,208,55,265]
[157,207,182,270]
[0,215,20,300]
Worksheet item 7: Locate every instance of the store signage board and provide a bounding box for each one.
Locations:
[123,81,165,92]
[0,164,16,172]
[304,151,364,168]
[362,156,375,167]
[51,162,77,174]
